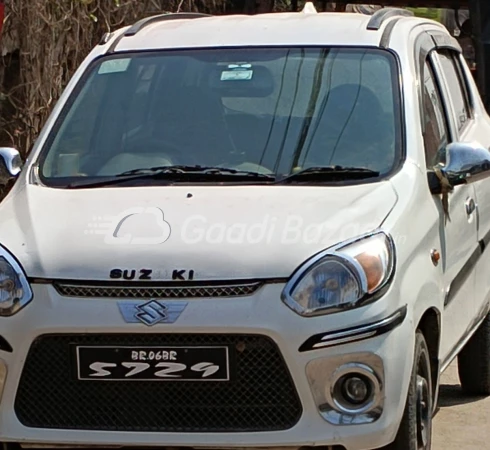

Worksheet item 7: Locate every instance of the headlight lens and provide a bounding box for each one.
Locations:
[282,232,394,317]
[0,246,32,316]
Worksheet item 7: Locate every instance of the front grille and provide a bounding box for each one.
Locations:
[15,334,302,432]
[53,282,263,298]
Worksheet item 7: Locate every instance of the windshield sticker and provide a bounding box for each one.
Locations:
[98,58,131,74]
[221,63,253,81]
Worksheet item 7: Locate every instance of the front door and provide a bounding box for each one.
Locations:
[420,47,478,361]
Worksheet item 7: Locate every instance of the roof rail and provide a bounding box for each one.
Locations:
[99,32,113,45]
[366,8,414,31]
[124,12,212,37]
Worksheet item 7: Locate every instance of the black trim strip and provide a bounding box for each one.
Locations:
[29,277,289,288]
[0,336,13,353]
[445,244,481,308]
[481,225,490,249]
[428,31,462,53]
[379,17,401,48]
[106,13,212,53]
[298,305,407,352]
[445,226,490,308]
[366,8,413,31]
[98,32,112,46]
[107,32,126,54]
[124,13,212,37]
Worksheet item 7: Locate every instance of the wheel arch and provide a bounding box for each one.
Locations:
[416,307,442,408]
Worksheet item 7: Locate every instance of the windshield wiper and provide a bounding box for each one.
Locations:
[116,165,273,177]
[65,165,275,189]
[275,166,380,184]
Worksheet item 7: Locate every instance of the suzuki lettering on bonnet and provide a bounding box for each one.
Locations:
[109,268,195,280]
[110,268,153,280]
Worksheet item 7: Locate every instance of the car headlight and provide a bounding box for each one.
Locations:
[281,232,395,317]
[0,245,33,316]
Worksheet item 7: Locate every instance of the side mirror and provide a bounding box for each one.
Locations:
[0,147,23,185]
[428,142,490,195]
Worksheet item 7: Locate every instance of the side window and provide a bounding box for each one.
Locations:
[437,49,472,132]
[421,59,449,168]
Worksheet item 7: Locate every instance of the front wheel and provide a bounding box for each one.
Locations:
[381,330,433,450]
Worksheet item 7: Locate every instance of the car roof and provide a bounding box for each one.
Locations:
[110,9,437,53]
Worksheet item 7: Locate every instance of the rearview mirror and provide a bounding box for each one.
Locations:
[0,147,23,185]
[428,142,490,194]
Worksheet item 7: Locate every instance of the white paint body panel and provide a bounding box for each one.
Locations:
[114,13,382,51]
[1,8,490,450]
[0,183,396,280]
[0,283,413,450]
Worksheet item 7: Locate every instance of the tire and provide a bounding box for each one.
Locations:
[381,330,433,450]
[457,311,490,396]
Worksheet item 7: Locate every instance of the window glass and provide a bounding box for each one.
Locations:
[38,48,402,186]
[437,50,471,132]
[421,60,449,167]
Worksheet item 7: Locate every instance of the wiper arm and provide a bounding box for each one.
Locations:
[65,165,275,189]
[117,165,274,178]
[275,166,380,184]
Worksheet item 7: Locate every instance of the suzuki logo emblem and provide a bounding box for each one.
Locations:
[118,300,188,326]
[135,300,168,326]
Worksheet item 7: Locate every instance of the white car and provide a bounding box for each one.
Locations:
[1,5,490,450]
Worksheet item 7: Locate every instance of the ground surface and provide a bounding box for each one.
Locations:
[433,361,490,449]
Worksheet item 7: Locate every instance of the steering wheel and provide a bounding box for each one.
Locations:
[127,137,202,166]
[126,137,275,174]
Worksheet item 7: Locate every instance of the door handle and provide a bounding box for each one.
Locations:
[465,197,476,216]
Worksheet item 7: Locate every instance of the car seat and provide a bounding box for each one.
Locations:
[98,84,238,175]
[148,85,237,166]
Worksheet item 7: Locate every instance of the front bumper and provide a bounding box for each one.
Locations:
[0,282,413,450]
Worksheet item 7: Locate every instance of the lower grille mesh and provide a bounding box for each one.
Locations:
[14,334,302,432]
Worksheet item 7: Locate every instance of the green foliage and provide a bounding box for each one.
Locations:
[406,7,443,22]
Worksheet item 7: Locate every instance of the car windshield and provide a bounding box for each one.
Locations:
[37,47,402,186]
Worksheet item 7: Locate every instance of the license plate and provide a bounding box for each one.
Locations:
[75,346,230,381]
